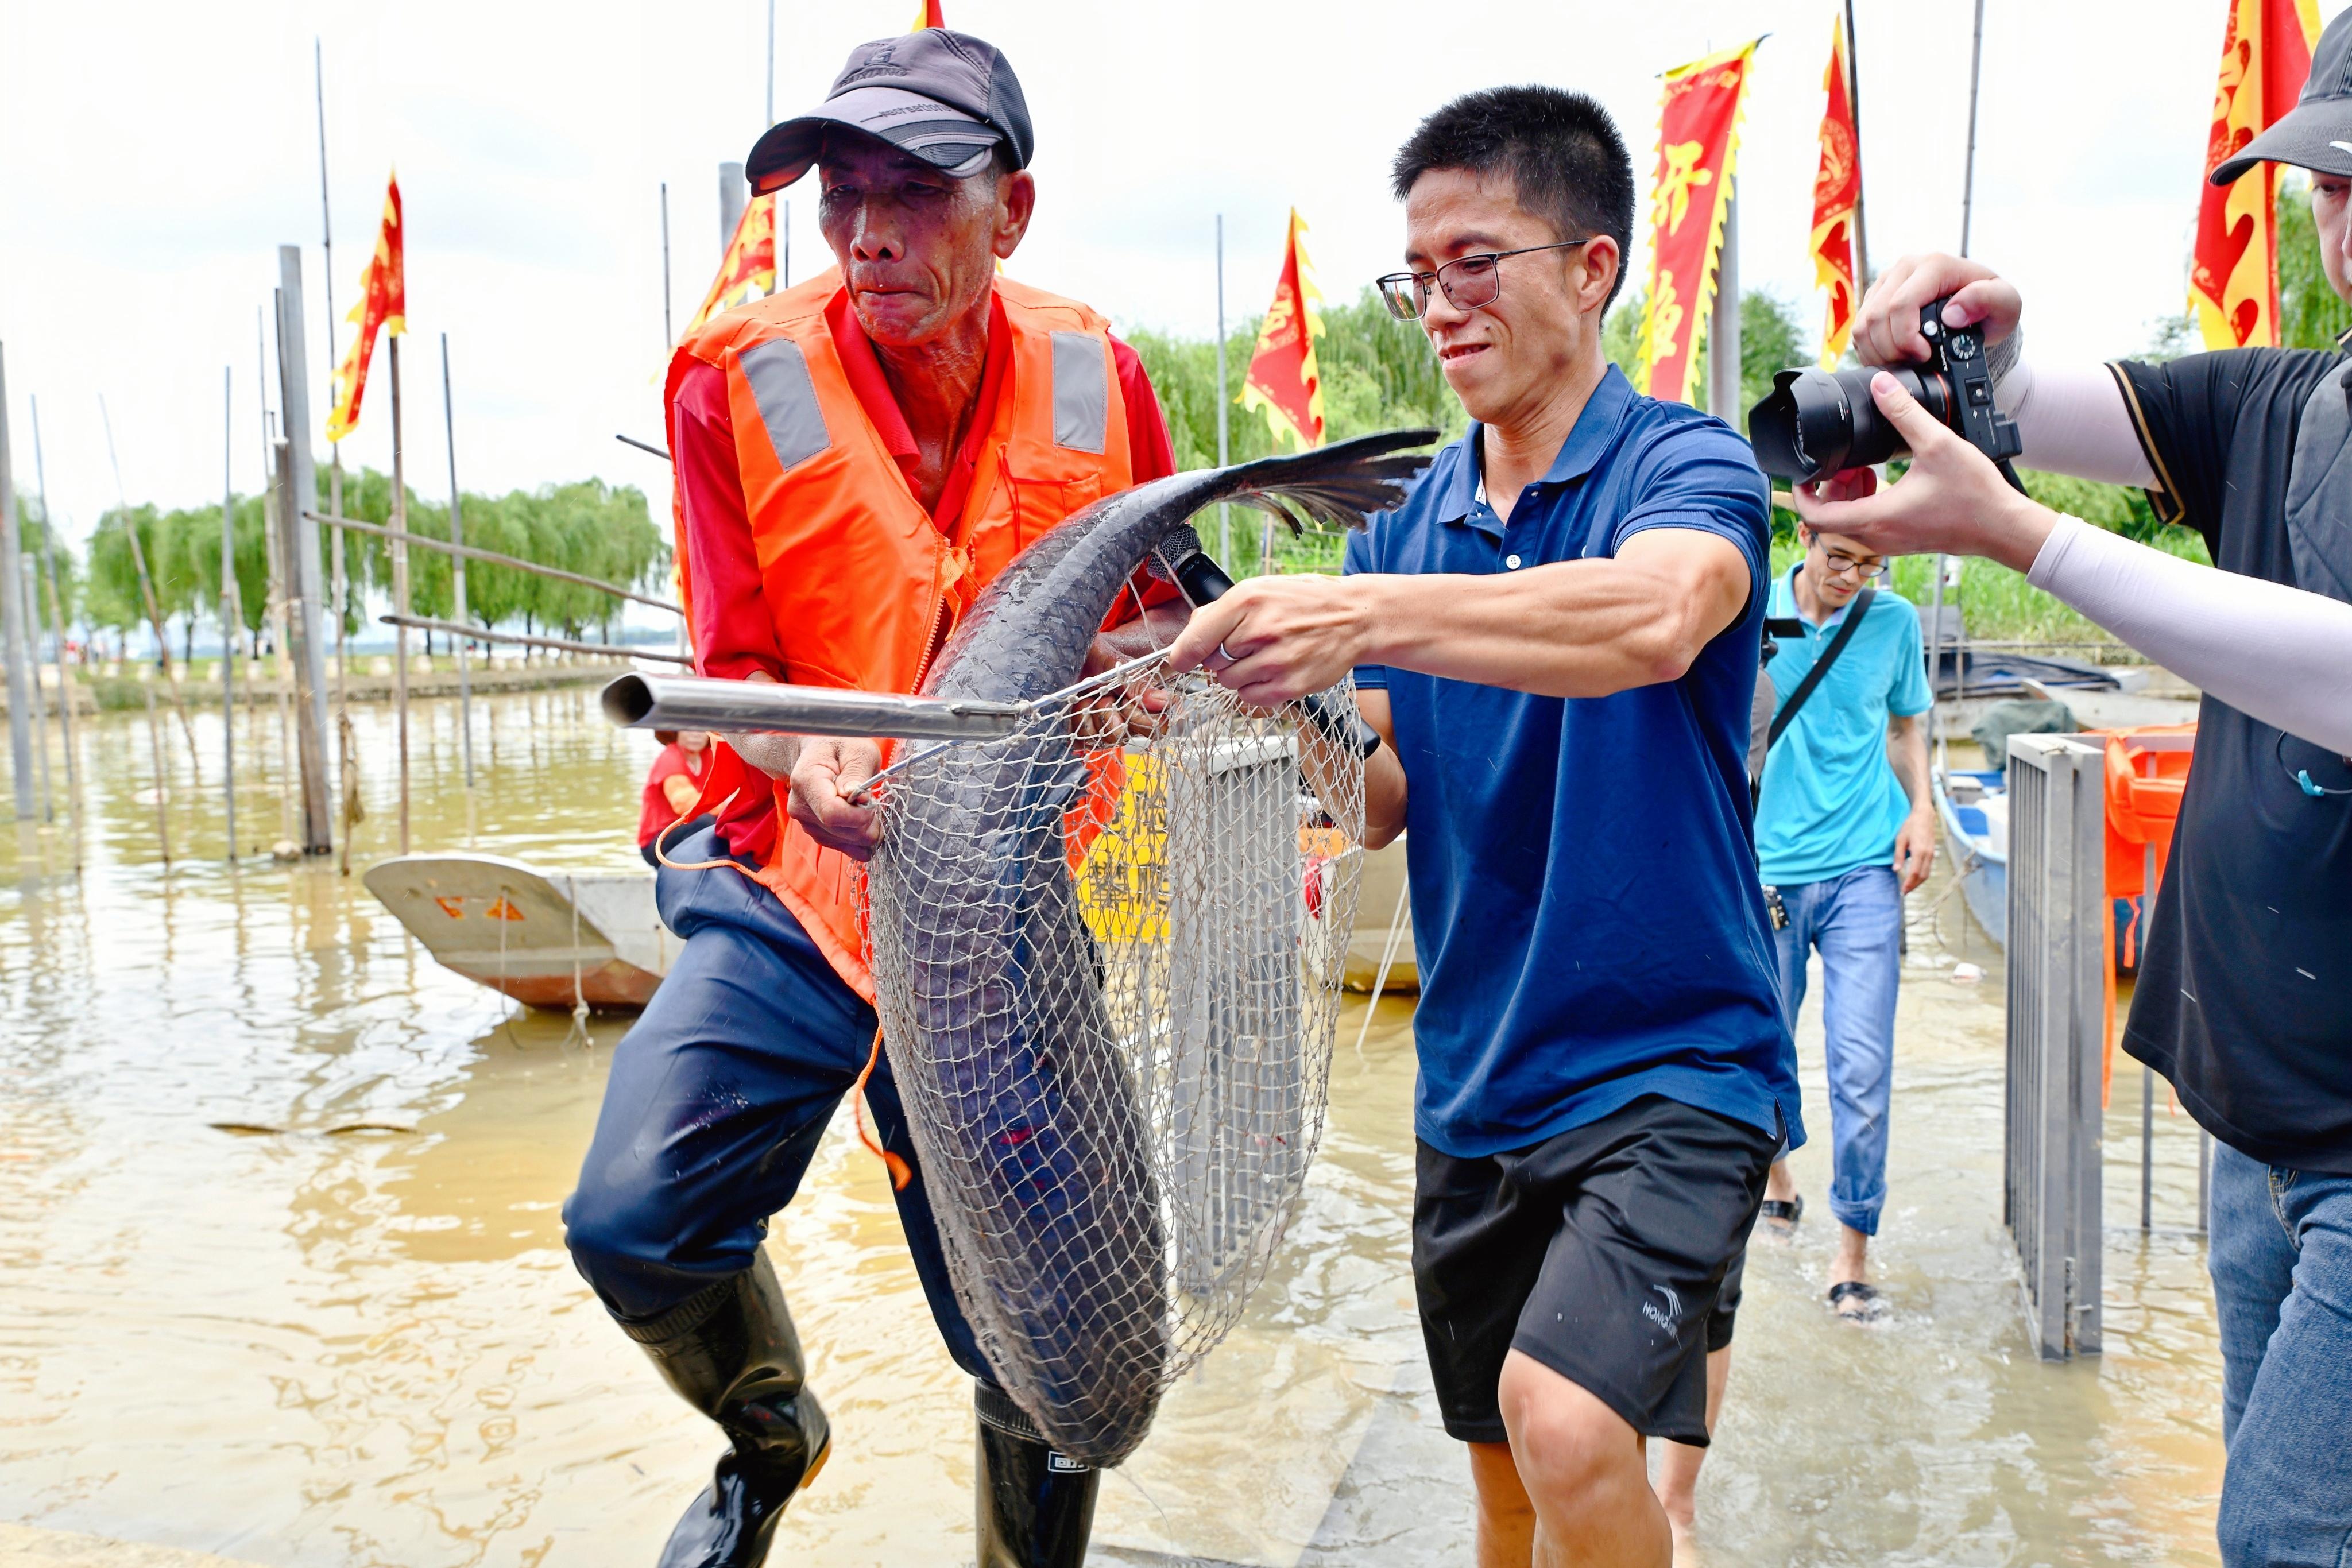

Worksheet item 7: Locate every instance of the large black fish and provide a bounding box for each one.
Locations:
[864,430,1433,1466]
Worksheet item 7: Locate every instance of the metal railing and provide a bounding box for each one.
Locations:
[2003,733,2107,1361]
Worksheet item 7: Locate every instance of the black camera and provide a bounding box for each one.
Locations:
[1746,296,2021,485]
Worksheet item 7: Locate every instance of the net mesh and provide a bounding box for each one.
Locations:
[861,654,1365,1466]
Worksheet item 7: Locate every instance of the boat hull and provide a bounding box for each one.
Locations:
[363,854,676,1011]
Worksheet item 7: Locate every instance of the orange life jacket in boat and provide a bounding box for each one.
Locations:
[664,269,1135,998]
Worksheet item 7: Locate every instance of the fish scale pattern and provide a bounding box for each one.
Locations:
[862,658,1365,1466]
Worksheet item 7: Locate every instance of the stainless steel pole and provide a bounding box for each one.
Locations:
[1216,215,1231,564]
[276,246,334,853]
[221,365,239,859]
[0,343,33,822]
[441,333,474,789]
[719,162,747,258]
[660,183,674,348]
[389,334,411,854]
[1708,191,1742,419]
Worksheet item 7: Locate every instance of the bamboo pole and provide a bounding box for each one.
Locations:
[376,614,691,664]
[141,655,172,866]
[1846,0,1870,289]
[29,397,81,861]
[304,510,683,613]
[389,334,410,854]
[440,334,475,789]
[20,557,52,822]
[318,40,357,874]
[220,366,239,860]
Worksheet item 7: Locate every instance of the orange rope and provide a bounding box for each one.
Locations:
[853,1025,912,1190]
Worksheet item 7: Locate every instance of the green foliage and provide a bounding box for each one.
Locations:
[2277,173,2352,350]
[81,468,666,651]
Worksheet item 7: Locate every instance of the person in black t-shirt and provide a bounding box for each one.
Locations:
[1786,22,2352,1560]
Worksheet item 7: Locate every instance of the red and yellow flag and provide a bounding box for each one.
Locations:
[1634,42,1757,404]
[324,172,406,444]
[1241,210,1326,452]
[2192,0,2322,349]
[1809,17,1863,368]
[683,194,777,339]
[911,0,945,29]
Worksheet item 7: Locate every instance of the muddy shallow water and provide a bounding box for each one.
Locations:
[1,689,2226,1565]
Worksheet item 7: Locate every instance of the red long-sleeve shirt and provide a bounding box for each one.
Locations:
[673,288,1179,859]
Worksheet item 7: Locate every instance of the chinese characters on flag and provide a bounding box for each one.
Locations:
[1810,17,1863,368]
[683,194,777,340]
[1241,210,1326,452]
[324,172,405,443]
[1634,42,1757,404]
[2192,0,2320,349]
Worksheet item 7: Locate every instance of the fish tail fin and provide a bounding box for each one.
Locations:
[1214,428,1439,537]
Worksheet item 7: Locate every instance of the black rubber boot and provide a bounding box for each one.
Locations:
[620,1253,831,1568]
[973,1382,1099,1568]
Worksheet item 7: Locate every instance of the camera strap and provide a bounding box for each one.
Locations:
[1766,585,1876,752]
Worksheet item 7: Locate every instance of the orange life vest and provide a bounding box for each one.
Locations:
[664,269,1135,998]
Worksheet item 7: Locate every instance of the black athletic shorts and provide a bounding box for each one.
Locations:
[1412,1093,1777,1447]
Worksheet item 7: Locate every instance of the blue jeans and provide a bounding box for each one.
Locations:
[1768,864,1902,1237]
[562,830,988,1379]
[2207,1140,2352,1567]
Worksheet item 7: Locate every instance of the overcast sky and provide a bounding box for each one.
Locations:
[5,0,2345,551]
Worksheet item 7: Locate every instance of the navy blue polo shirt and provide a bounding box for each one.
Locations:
[1345,366,1802,1160]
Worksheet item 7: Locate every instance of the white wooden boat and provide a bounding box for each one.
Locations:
[1934,768,2009,948]
[363,854,677,1010]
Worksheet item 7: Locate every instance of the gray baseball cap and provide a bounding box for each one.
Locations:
[745,29,1034,195]
[2213,7,2352,184]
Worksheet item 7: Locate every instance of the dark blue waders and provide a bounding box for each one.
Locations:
[562,830,1098,1568]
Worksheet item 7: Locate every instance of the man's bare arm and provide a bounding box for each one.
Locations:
[1887,711,1936,894]
[1165,526,1752,704]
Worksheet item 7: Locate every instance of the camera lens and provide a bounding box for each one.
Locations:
[1746,365,1951,483]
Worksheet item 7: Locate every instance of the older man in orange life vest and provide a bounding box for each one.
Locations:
[562,30,1182,1568]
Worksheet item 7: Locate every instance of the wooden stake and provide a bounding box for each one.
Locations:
[441,333,475,789]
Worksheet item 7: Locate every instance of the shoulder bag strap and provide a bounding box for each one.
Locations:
[1766,584,1876,750]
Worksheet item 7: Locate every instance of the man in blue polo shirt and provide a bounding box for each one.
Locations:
[1169,86,1800,1567]
[1752,521,1935,1325]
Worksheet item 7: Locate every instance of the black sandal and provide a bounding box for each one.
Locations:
[1827,1280,1882,1321]
[1759,1195,1804,1229]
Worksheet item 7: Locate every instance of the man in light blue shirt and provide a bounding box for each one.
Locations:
[1754,520,1935,1322]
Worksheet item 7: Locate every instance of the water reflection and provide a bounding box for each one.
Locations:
[1,691,2225,1566]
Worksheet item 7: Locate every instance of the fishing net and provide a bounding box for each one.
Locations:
[861,653,1365,1466]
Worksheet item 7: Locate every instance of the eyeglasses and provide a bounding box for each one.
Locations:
[1375,240,1591,321]
[1817,551,1889,583]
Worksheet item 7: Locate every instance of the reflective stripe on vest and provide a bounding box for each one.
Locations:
[1050,331,1108,454]
[740,339,831,471]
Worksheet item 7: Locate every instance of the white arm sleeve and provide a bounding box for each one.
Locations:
[2027,514,2352,753]
[1997,361,2158,488]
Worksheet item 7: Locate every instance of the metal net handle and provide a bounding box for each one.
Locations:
[849,651,1173,803]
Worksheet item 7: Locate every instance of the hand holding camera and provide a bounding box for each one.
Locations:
[1850,253,2022,371]
[1749,287,2023,485]
[1785,369,2055,571]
